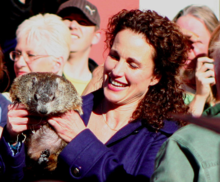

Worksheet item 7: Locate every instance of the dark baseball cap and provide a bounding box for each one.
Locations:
[57,0,100,27]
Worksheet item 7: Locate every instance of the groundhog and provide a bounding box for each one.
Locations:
[9,72,83,179]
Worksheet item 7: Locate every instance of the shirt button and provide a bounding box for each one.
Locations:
[72,166,82,177]
[133,130,139,134]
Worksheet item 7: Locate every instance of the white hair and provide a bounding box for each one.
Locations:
[16,13,71,62]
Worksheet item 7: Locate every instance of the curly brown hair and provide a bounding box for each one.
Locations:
[105,9,190,129]
[0,47,10,92]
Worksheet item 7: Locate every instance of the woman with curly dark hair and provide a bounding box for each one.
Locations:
[1,9,190,181]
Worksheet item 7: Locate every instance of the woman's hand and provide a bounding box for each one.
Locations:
[188,57,215,116]
[48,110,86,143]
[6,104,43,142]
[195,57,215,97]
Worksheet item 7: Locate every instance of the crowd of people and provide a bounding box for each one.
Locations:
[0,0,219,181]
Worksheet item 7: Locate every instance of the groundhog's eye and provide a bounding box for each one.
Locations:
[52,95,55,101]
[49,94,55,101]
[34,94,40,101]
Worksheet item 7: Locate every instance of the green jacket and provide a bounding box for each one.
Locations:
[151,103,220,182]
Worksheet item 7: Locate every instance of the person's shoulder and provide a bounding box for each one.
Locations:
[0,92,11,106]
[1,92,12,102]
[82,88,103,108]
[82,90,95,105]
[170,124,213,138]
[158,120,180,136]
[183,91,195,105]
[168,124,220,148]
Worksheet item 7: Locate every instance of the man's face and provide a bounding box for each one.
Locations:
[62,10,97,53]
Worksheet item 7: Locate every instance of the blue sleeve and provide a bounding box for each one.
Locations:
[0,127,26,181]
[58,129,167,181]
[0,94,11,127]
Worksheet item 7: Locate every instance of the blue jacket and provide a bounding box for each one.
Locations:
[0,93,11,180]
[0,89,179,181]
[0,93,11,127]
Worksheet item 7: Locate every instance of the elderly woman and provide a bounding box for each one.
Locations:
[1,13,71,102]
[0,13,71,180]
[0,12,71,133]
[0,9,189,181]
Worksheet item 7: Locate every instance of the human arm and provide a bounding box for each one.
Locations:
[0,104,43,181]
[0,127,26,182]
[188,57,215,116]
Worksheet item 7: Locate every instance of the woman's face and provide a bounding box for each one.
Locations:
[176,15,211,65]
[103,29,159,106]
[14,37,57,77]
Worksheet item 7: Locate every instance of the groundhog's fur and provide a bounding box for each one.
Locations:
[9,72,83,179]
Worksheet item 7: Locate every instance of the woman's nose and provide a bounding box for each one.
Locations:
[188,48,196,61]
[15,54,27,67]
[111,60,125,77]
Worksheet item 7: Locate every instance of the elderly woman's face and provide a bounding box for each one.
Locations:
[176,15,211,65]
[103,29,159,105]
[14,37,57,77]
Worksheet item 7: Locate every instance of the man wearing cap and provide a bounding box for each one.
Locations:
[57,0,102,95]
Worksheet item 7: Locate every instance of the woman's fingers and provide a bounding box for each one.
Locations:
[48,110,86,143]
[196,57,214,72]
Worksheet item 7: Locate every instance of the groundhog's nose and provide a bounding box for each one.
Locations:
[39,109,48,115]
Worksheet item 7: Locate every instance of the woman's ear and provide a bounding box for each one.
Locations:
[91,30,102,45]
[52,56,64,74]
[149,75,161,86]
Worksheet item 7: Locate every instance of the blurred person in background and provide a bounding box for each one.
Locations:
[173,5,219,115]
[151,23,220,182]
[57,0,102,95]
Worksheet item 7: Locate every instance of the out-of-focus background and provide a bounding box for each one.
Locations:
[89,0,220,65]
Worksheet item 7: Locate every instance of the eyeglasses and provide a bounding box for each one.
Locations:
[9,51,51,62]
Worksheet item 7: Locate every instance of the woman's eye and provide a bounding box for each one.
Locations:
[128,61,138,69]
[28,54,36,57]
[109,53,119,60]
